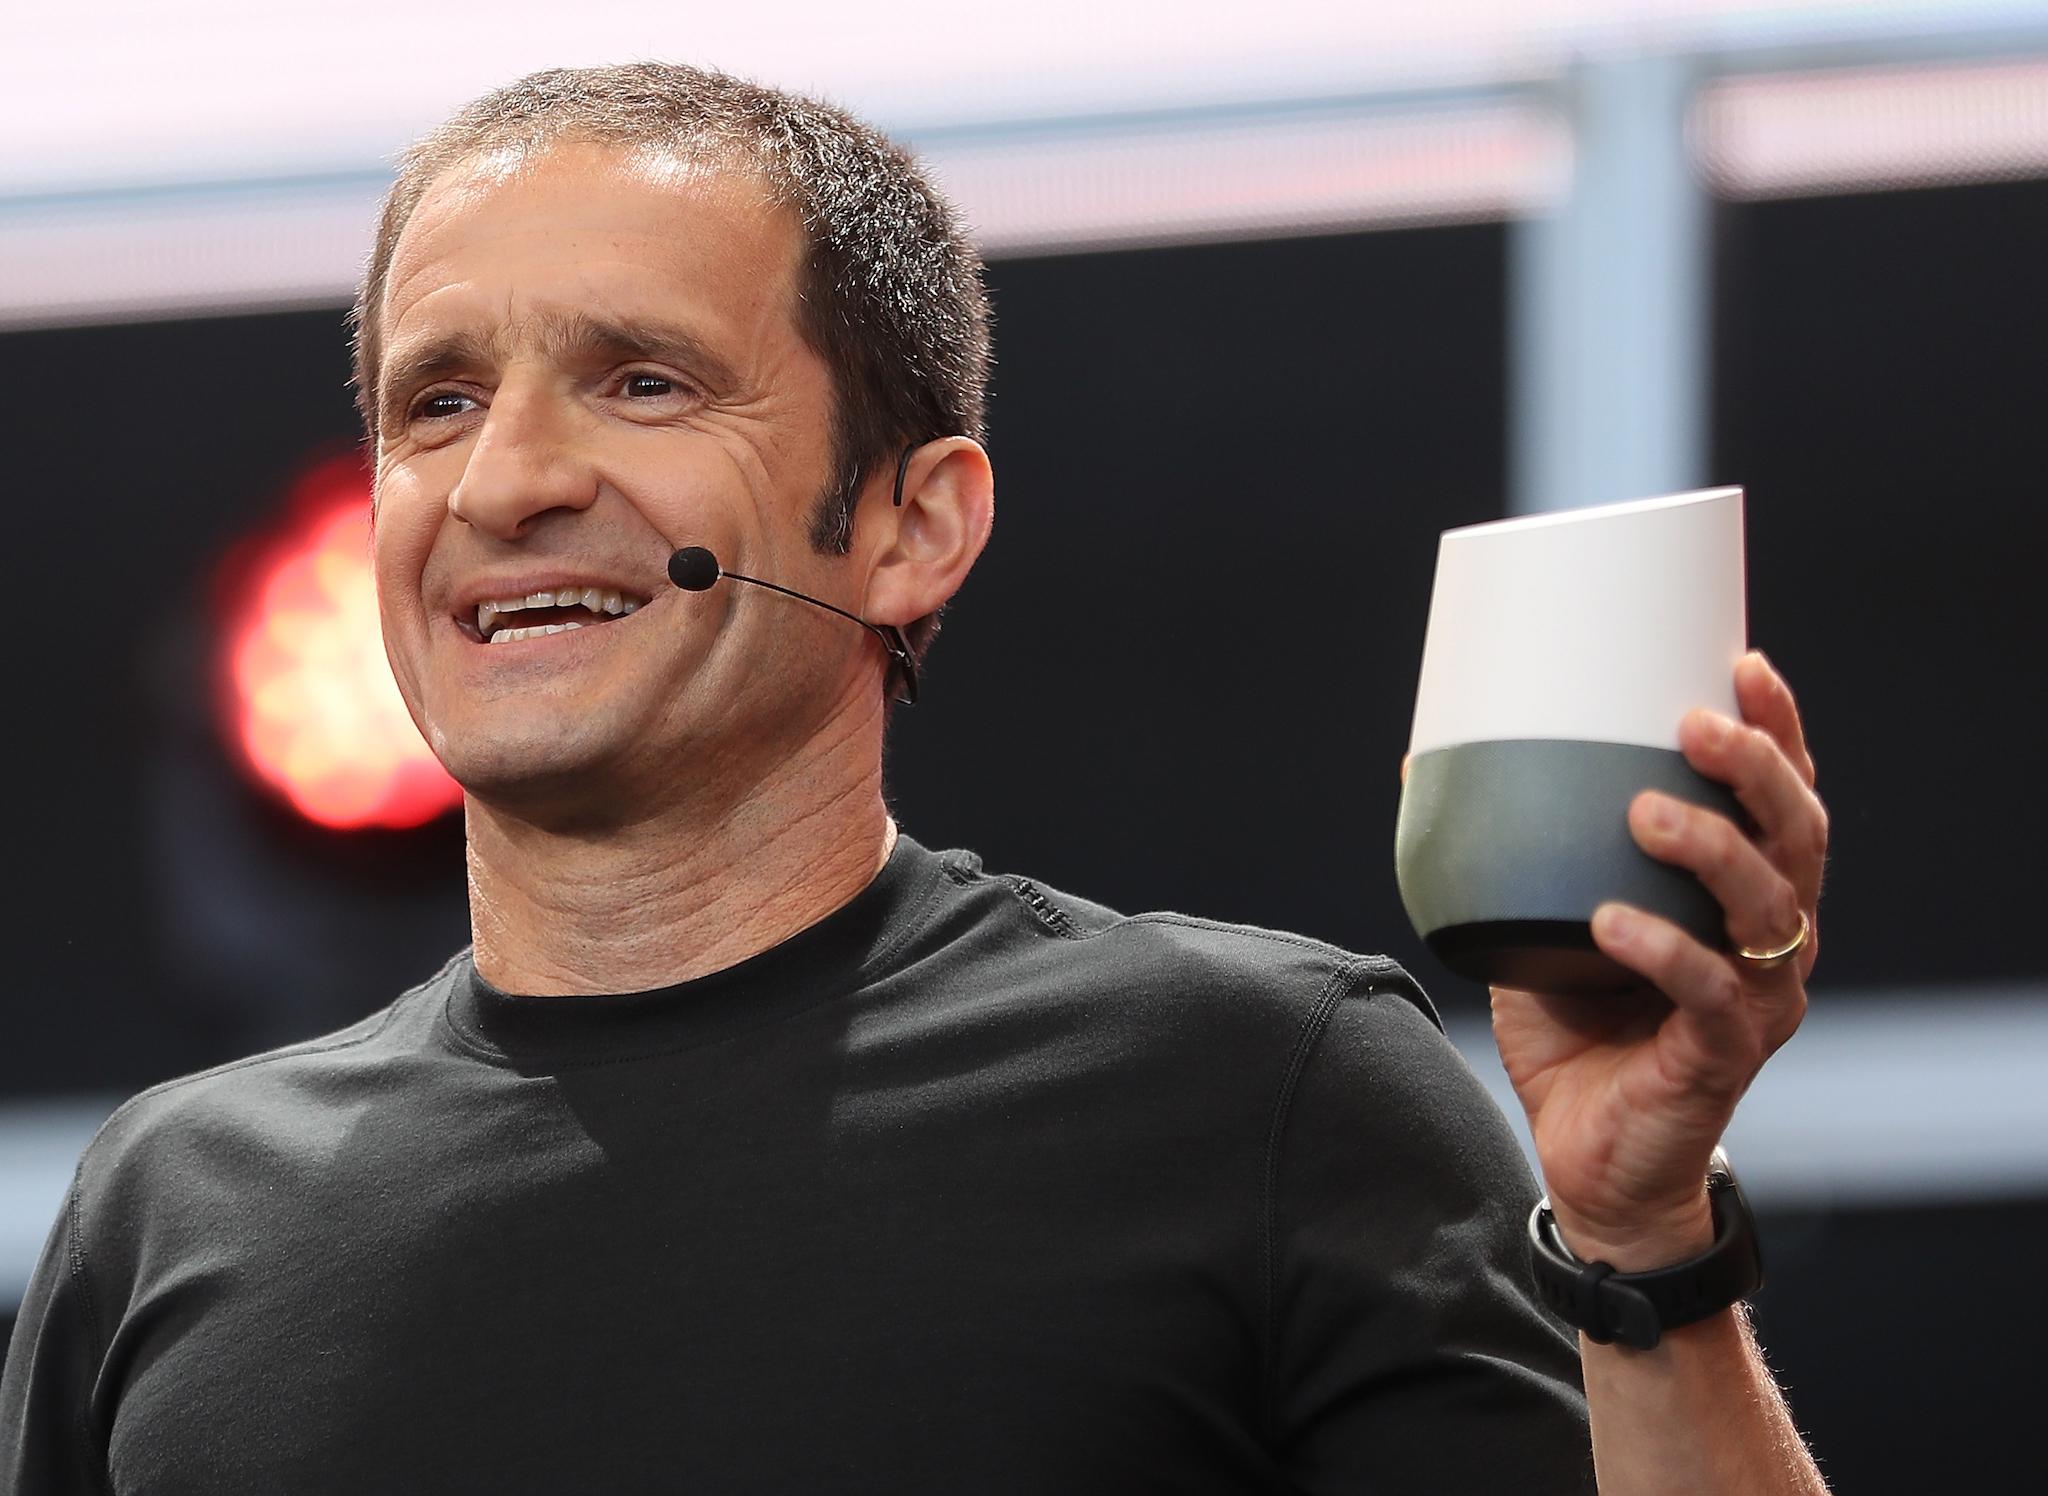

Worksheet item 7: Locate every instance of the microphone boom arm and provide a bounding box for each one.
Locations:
[718,567,920,707]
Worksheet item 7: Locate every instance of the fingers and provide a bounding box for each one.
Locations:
[1596,900,1805,1049]
[1676,706,1830,902]
[1629,789,1807,954]
[1735,649,1817,790]
[1590,904,1759,1080]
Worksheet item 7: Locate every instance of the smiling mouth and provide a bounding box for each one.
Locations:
[468,587,649,644]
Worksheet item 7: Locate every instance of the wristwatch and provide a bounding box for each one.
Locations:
[1527,1146,1765,1351]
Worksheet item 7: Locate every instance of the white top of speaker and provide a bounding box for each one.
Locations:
[1407,487,1747,756]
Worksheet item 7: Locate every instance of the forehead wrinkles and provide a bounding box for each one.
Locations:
[376,146,805,407]
[385,140,787,318]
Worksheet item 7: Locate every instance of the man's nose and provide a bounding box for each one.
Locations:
[446,385,597,539]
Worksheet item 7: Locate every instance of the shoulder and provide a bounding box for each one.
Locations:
[73,950,464,1212]
[920,844,1445,1045]
[920,846,1532,1225]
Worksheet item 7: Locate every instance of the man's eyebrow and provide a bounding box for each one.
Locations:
[377,311,743,420]
[378,329,495,422]
[534,311,743,396]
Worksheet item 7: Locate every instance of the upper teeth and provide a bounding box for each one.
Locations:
[477,587,642,638]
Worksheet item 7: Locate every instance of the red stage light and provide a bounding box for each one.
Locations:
[217,456,461,831]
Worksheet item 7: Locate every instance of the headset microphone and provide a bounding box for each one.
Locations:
[666,546,919,706]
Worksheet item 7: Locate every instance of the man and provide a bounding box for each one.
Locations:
[2,64,1831,1492]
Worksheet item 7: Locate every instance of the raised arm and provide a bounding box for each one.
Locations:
[1488,649,1832,1494]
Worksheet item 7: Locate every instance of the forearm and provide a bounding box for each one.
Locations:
[1581,1302,1829,1495]
[1552,1193,1828,1496]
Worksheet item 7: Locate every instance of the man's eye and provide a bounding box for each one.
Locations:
[412,392,476,421]
[622,373,681,399]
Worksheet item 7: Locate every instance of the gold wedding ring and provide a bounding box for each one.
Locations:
[1735,908,1810,971]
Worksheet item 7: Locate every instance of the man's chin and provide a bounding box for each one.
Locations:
[433,722,648,827]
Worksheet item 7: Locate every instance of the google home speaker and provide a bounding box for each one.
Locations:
[1394,487,1748,993]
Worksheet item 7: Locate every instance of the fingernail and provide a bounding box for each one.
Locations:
[1595,904,1636,942]
[1702,713,1732,749]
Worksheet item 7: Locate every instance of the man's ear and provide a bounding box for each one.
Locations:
[860,437,995,628]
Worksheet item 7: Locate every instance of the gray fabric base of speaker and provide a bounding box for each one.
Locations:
[1395,739,1744,994]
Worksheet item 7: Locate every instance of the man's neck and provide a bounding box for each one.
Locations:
[462,722,897,997]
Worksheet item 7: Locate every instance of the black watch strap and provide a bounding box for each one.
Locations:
[1527,1147,1765,1351]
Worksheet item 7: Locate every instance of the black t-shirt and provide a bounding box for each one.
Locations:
[2,834,1593,1493]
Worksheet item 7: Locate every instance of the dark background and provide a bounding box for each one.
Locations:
[4,178,2044,1490]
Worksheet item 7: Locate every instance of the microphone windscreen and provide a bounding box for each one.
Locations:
[667,547,722,592]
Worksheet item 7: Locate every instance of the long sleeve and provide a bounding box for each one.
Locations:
[1,1182,108,1495]
[1267,968,1596,1492]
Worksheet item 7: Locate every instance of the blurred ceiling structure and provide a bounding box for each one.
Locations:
[4,1,2045,332]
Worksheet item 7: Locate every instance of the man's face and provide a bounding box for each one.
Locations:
[371,141,859,815]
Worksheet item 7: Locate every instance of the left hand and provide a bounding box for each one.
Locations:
[1485,650,1828,1271]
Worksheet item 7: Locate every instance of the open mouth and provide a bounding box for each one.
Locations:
[469,587,648,644]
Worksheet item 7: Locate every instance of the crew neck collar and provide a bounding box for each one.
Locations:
[442,830,949,1067]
